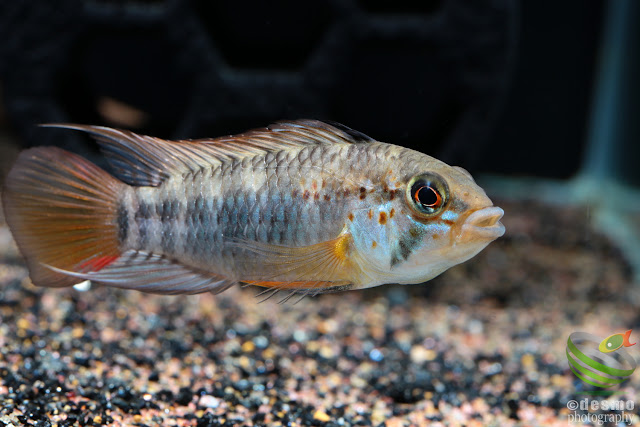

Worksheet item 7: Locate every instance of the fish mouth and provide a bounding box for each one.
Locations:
[460,206,505,241]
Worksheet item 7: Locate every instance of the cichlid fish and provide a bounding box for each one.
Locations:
[2,120,504,299]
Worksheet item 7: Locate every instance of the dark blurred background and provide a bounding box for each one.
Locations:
[0,0,637,185]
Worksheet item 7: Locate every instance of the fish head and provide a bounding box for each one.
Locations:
[350,153,505,287]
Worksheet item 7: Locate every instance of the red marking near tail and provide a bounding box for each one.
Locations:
[77,255,119,272]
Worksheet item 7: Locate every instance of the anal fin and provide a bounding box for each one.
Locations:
[47,250,236,295]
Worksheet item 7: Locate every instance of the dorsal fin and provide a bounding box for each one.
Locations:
[40,124,226,186]
[211,120,376,146]
[41,120,374,187]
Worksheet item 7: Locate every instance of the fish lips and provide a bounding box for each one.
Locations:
[459,206,505,242]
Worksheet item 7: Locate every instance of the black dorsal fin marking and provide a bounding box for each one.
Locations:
[317,120,376,143]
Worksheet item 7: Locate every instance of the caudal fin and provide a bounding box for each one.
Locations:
[2,147,124,287]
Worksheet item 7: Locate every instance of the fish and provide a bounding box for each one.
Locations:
[2,120,505,300]
[598,330,636,353]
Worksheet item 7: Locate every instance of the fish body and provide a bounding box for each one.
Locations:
[2,120,504,297]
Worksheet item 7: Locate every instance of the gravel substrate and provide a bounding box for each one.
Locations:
[0,197,639,427]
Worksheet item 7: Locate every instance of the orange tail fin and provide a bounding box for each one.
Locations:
[2,147,124,287]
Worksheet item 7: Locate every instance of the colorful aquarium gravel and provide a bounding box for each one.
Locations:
[0,198,638,426]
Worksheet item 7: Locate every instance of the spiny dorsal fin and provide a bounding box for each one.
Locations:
[41,120,374,187]
[208,120,376,146]
[40,124,223,186]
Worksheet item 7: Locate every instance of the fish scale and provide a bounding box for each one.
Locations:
[3,120,504,295]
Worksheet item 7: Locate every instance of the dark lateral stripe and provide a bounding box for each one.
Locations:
[135,201,152,247]
[157,198,181,221]
[117,202,129,244]
[158,199,181,253]
[136,201,152,219]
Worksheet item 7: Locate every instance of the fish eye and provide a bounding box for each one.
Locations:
[407,173,448,216]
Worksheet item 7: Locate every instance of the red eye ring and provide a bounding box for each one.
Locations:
[413,185,442,208]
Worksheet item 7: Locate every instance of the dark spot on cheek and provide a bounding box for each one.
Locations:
[389,208,395,219]
[360,187,366,193]
[314,192,319,200]
[371,241,377,248]
[389,190,396,200]
[379,212,387,225]
[303,190,310,200]
[398,239,411,260]
[348,213,354,222]
[324,194,331,201]
[390,227,424,268]
[368,210,373,220]
[360,193,366,200]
